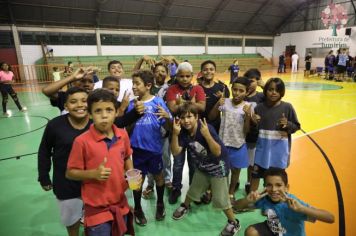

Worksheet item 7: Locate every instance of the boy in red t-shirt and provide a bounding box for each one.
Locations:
[66,89,139,236]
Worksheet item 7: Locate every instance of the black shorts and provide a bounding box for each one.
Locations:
[251,164,267,179]
[250,221,277,236]
[305,62,311,70]
[337,65,346,74]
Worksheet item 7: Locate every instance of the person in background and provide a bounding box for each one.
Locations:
[228,59,239,84]
[0,62,27,117]
[304,51,312,78]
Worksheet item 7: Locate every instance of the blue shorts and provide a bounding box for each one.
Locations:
[227,144,249,169]
[132,147,163,175]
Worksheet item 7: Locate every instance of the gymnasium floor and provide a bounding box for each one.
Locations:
[0,70,355,236]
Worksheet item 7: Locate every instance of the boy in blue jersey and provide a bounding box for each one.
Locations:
[126,70,172,226]
[234,168,334,236]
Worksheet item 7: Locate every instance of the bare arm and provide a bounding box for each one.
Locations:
[124,157,133,172]
[171,118,183,156]
[208,97,224,121]
[243,103,252,135]
[298,205,335,223]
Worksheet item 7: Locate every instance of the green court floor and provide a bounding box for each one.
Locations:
[0,91,264,236]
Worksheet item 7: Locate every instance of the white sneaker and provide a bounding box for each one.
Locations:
[3,112,10,117]
[21,107,27,112]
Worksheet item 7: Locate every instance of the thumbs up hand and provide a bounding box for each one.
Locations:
[95,157,112,181]
[278,113,288,129]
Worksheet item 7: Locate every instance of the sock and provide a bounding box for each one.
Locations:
[133,190,142,210]
[156,184,165,204]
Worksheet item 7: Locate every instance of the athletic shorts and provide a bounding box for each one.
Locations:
[132,147,163,175]
[251,164,268,179]
[249,221,277,236]
[56,198,83,227]
[337,65,346,74]
[226,144,248,169]
[246,142,256,166]
[305,62,311,70]
[187,169,231,210]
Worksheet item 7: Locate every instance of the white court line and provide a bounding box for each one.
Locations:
[293,117,356,140]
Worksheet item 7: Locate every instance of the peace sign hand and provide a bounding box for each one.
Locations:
[246,189,268,203]
[199,118,210,138]
[172,117,181,135]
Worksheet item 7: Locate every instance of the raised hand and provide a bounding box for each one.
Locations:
[154,105,170,120]
[257,79,265,88]
[134,97,145,114]
[278,113,288,129]
[120,90,130,111]
[95,157,112,181]
[172,117,181,135]
[175,94,183,105]
[281,190,303,212]
[246,189,268,203]
[213,88,225,98]
[243,103,252,115]
[199,118,210,138]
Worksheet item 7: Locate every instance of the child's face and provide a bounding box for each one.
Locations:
[264,175,289,203]
[179,112,198,132]
[90,101,116,134]
[104,81,120,99]
[64,92,88,119]
[248,78,257,93]
[109,63,124,77]
[231,83,247,104]
[1,63,9,71]
[202,63,215,81]
[154,65,167,85]
[79,75,95,92]
[132,76,151,98]
[176,70,193,88]
[266,82,281,103]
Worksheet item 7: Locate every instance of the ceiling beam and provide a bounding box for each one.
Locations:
[204,0,232,31]
[157,0,175,29]
[241,0,273,34]
[274,0,316,34]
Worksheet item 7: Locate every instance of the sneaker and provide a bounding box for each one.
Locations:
[172,203,189,220]
[155,203,166,221]
[20,107,27,112]
[3,112,10,117]
[245,183,251,194]
[200,191,212,204]
[142,185,154,199]
[168,189,181,204]
[220,219,241,236]
[134,208,147,226]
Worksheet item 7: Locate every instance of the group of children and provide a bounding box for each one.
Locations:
[36,56,334,236]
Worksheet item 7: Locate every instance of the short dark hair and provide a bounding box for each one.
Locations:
[67,61,72,65]
[87,89,118,113]
[53,67,58,71]
[176,102,199,118]
[200,60,216,71]
[132,70,154,86]
[232,76,251,88]
[153,62,168,74]
[64,87,88,103]
[263,77,285,98]
[102,76,120,88]
[107,60,123,71]
[263,168,288,185]
[244,68,261,80]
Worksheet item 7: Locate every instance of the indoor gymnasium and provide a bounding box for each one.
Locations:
[0,0,355,236]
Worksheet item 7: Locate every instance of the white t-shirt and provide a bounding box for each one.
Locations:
[94,78,134,102]
[292,54,299,63]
